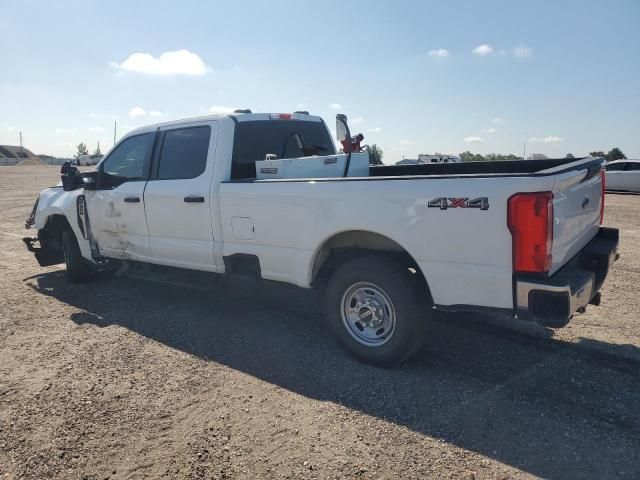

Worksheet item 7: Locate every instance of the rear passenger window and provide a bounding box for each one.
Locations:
[157,126,210,180]
[606,163,625,171]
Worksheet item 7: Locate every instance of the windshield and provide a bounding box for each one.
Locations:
[231,120,335,179]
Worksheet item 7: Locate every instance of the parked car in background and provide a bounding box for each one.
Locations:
[605,160,640,192]
[76,154,103,166]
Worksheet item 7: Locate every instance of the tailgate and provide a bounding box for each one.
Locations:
[549,161,603,275]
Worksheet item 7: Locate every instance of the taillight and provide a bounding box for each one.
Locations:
[508,192,554,273]
[600,169,605,225]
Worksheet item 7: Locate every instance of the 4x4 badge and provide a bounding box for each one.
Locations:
[428,197,489,210]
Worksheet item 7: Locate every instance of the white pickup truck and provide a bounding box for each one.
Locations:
[23,111,619,366]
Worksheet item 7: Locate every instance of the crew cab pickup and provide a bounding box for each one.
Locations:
[23,111,619,366]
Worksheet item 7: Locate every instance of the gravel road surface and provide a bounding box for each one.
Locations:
[1,166,639,479]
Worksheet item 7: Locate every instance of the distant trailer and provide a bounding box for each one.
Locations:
[418,154,461,164]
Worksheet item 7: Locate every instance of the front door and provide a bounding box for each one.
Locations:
[84,132,155,261]
[143,121,218,270]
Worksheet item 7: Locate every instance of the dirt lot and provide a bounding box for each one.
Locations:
[1,165,639,479]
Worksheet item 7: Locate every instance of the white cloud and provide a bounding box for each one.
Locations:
[88,127,105,132]
[399,139,414,145]
[208,105,237,114]
[428,48,450,57]
[89,113,99,118]
[472,44,494,56]
[491,117,504,125]
[110,50,208,76]
[328,103,343,110]
[529,136,564,144]
[367,127,382,133]
[483,127,497,134]
[56,128,76,134]
[129,107,146,118]
[56,142,73,148]
[296,103,308,109]
[350,116,363,124]
[6,126,15,132]
[513,45,532,58]
[464,136,486,143]
[149,110,163,117]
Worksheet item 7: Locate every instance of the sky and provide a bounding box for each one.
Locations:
[1,0,639,162]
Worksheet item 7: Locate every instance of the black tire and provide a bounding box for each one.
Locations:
[62,229,91,283]
[325,256,429,367]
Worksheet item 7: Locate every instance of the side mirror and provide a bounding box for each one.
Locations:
[336,114,349,146]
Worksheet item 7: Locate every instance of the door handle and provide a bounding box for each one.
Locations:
[184,195,205,203]
[124,196,140,203]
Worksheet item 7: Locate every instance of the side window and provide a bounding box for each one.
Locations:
[157,126,211,180]
[628,163,640,171]
[606,163,624,171]
[101,133,154,179]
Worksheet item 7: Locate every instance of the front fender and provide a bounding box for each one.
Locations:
[32,187,93,262]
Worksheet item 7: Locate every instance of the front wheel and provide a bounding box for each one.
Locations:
[325,256,428,367]
[62,229,91,283]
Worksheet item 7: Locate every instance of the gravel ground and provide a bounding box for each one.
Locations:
[1,165,639,480]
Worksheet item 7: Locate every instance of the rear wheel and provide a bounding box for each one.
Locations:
[62,229,91,283]
[325,256,428,367]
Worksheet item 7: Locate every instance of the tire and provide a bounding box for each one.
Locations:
[325,256,429,367]
[62,229,91,283]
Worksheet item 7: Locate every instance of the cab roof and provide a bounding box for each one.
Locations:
[124,111,324,137]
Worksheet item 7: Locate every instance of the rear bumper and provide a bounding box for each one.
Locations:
[515,227,619,327]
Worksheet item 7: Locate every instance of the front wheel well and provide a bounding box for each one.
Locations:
[39,214,72,250]
[311,231,433,305]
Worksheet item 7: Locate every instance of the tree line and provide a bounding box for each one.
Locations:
[459,147,627,162]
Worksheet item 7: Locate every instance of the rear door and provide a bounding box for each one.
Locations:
[605,162,626,189]
[144,121,219,270]
[623,162,640,192]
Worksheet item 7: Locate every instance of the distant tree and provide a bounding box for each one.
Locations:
[472,153,485,162]
[565,153,575,159]
[366,144,383,165]
[94,142,102,156]
[485,153,521,161]
[589,151,606,159]
[606,147,626,162]
[75,142,88,158]
[459,151,475,162]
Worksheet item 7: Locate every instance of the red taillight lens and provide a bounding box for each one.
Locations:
[600,169,605,225]
[508,192,554,273]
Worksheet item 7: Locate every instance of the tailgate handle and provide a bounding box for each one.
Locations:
[184,195,205,203]
[124,196,140,203]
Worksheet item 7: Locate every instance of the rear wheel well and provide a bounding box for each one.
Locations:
[311,231,433,305]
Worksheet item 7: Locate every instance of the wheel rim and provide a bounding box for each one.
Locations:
[340,281,397,347]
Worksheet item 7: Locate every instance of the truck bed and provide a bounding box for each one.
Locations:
[370,158,586,177]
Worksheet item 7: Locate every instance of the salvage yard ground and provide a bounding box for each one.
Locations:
[1,165,639,479]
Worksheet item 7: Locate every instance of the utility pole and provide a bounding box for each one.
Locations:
[522,141,527,160]
[113,121,117,144]
[19,131,23,155]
